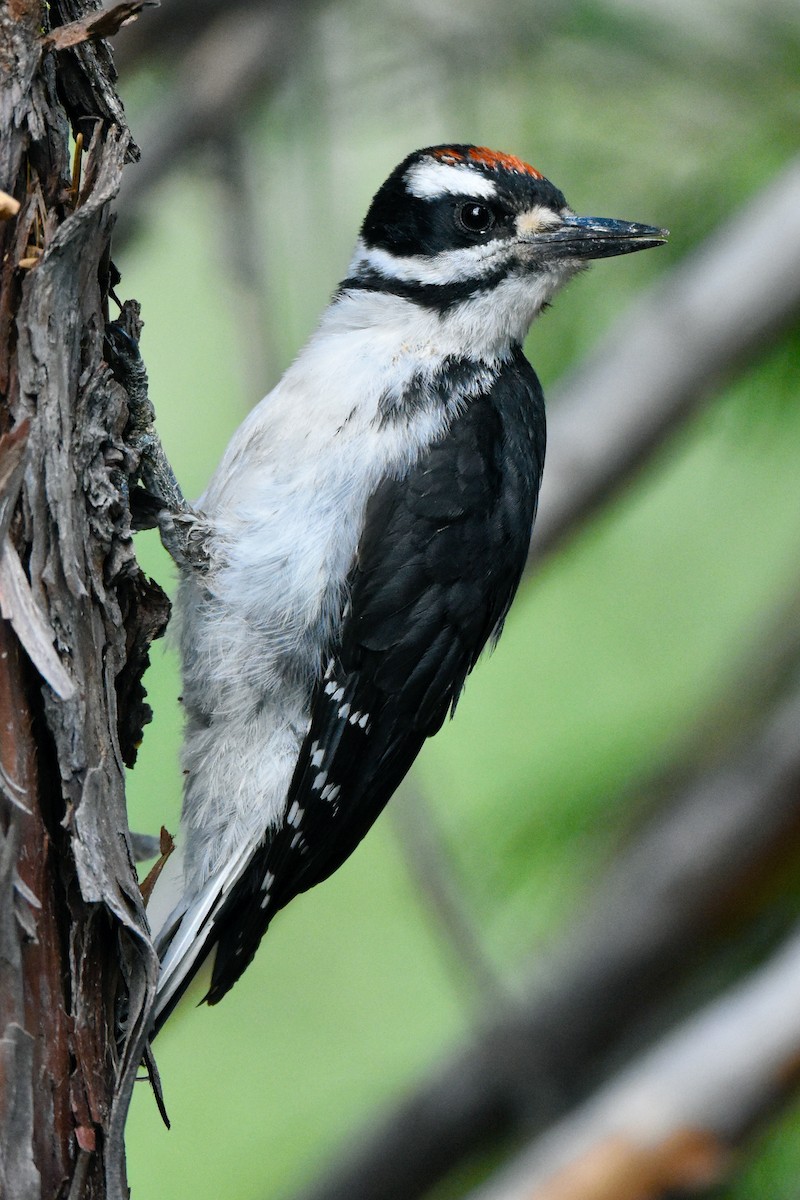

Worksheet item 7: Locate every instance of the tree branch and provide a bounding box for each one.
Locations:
[391,779,508,1010]
[288,676,800,1200]
[42,1,157,52]
[115,1,323,243]
[1,2,168,1195]
[466,924,800,1200]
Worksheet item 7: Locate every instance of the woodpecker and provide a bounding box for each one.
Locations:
[147,144,666,1031]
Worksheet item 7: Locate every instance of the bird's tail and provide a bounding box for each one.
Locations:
[148,837,256,1037]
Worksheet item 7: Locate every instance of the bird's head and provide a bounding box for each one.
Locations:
[343,144,667,351]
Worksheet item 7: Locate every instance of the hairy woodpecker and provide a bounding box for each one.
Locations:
[147,144,666,1031]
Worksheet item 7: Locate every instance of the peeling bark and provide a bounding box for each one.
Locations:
[0,2,168,1197]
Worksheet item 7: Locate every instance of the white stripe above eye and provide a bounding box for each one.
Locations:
[349,237,509,287]
[404,159,497,201]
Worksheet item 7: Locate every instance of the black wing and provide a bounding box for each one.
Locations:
[208,350,546,1002]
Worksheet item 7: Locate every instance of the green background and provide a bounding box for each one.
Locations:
[119,6,800,1196]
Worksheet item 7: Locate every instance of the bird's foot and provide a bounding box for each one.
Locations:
[106,300,212,572]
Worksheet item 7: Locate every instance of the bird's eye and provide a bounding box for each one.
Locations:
[457,202,495,234]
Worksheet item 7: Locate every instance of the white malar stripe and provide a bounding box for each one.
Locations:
[350,237,508,288]
[405,159,497,201]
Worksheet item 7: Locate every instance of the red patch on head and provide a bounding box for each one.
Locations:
[432,147,466,166]
[467,146,543,178]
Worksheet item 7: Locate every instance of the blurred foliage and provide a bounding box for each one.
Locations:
[119,1,800,1197]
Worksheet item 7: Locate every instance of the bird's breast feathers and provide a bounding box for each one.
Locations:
[195,315,512,678]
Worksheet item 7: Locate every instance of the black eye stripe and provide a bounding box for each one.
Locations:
[457,202,495,234]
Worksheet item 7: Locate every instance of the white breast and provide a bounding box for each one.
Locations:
[176,290,494,894]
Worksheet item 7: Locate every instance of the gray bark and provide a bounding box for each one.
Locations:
[0,3,167,1197]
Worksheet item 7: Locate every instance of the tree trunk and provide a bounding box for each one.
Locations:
[0,2,168,1197]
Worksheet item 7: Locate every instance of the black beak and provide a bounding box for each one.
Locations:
[539,214,668,260]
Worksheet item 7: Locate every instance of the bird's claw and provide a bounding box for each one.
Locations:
[106,302,211,573]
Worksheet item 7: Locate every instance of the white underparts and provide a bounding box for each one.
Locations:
[149,230,576,1005]
[157,287,511,924]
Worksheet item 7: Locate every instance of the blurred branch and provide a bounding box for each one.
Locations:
[395,576,800,1042]
[466,927,800,1200]
[208,131,276,395]
[114,0,270,68]
[391,779,508,1010]
[115,1,323,243]
[289,678,800,1200]
[531,155,800,563]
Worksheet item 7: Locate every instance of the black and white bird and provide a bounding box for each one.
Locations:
[149,144,666,1031]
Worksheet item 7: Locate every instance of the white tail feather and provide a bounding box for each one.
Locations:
[152,835,259,1025]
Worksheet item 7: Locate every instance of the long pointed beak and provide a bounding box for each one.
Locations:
[538,214,668,259]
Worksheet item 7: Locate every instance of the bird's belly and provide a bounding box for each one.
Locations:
[176,466,371,891]
[179,692,307,892]
[175,381,456,893]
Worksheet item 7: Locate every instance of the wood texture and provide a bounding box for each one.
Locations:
[0,2,168,1196]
